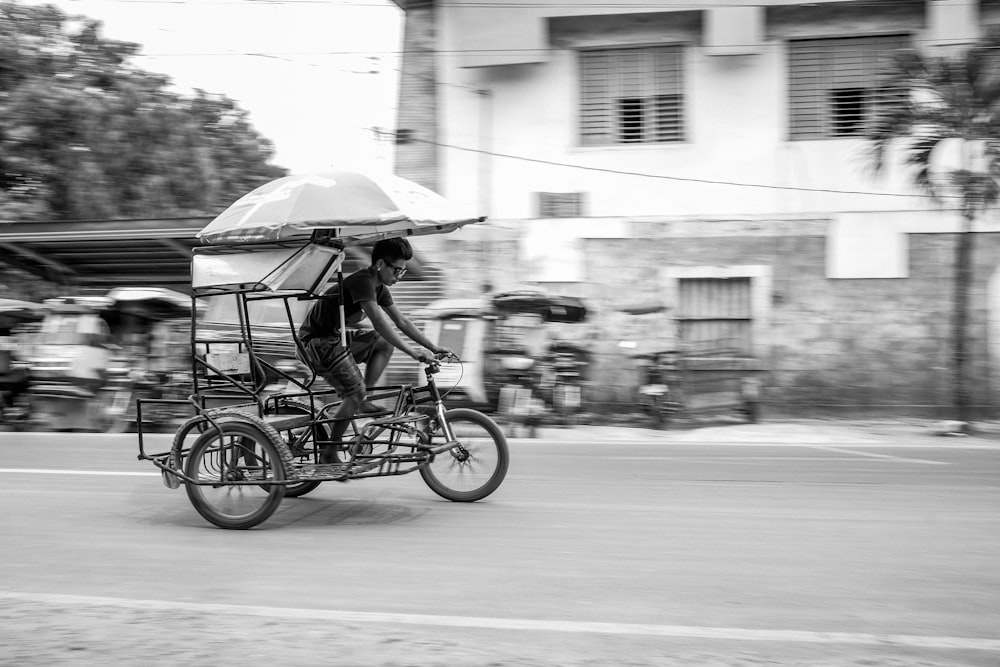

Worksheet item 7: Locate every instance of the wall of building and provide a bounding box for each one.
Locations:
[433,0,950,221]
[396,0,1000,416]
[394,1,439,192]
[577,226,1000,417]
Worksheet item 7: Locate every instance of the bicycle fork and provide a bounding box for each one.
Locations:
[424,368,457,447]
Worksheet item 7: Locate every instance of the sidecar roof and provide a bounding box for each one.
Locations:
[191,242,344,295]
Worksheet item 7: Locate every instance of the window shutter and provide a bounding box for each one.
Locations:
[580,46,684,146]
[677,277,753,356]
[536,192,587,218]
[788,34,909,140]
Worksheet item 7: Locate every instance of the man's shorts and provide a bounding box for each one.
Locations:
[300,330,381,398]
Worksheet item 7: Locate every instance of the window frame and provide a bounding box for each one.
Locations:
[787,33,910,141]
[535,192,587,218]
[676,276,754,358]
[578,44,687,147]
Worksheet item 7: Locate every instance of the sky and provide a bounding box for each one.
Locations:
[24,0,404,174]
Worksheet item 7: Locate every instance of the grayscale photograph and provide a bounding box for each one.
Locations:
[1,0,998,664]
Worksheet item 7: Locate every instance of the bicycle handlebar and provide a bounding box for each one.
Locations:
[423,352,460,375]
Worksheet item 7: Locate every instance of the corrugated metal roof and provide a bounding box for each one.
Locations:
[0,217,432,291]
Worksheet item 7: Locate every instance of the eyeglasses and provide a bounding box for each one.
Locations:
[387,264,407,278]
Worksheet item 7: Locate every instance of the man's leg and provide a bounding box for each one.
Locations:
[363,336,394,387]
[353,334,393,414]
[322,389,362,463]
[303,336,367,463]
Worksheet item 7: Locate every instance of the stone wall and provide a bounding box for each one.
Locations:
[578,230,1000,417]
[421,214,1000,416]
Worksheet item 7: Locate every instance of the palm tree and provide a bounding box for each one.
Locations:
[869,32,1000,428]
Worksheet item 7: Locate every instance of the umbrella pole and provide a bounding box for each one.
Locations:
[332,232,347,349]
[338,270,347,349]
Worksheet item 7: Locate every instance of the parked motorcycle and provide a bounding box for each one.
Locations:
[494,353,546,438]
[539,341,590,423]
[635,350,681,428]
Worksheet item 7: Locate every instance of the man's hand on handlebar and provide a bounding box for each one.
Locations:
[413,347,458,365]
[433,347,458,362]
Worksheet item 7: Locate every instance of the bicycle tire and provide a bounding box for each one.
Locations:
[264,400,324,498]
[184,418,285,529]
[419,408,509,502]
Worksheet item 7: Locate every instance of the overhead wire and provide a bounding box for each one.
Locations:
[47,0,987,7]
[24,0,987,200]
[381,132,964,200]
[128,36,998,59]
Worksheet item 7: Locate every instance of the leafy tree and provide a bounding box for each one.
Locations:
[0,1,286,222]
[869,32,1000,426]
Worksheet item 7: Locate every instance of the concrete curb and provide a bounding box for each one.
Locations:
[519,419,1000,447]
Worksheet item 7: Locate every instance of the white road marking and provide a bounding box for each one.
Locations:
[0,591,997,652]
[809,446,949,465]
[0,443,953,479]
[0,468,158,477]
[603,456,906,461]
[516,439,1000,449]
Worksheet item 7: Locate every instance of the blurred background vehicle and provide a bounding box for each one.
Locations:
[27,296,117,432]
[419,289,591,436]
[539,340,591,423]
[97,288,199,433]
[632,349,681,428]
[0,299,46,430]
[26,289,197,432]
[416,297,495,408]
[619,303,762,428]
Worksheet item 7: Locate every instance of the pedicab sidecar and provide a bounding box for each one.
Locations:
[97,287,199,433]
[135,170,509,530]
[415,297,495,408]
[27,296,117,432]
[486,290,590,435]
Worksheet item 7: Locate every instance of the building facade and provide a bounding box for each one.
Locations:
[393,0,1000,415]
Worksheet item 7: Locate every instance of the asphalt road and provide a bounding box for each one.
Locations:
[1,429,999,666]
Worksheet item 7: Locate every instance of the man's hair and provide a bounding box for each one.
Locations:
[371,237,413,265]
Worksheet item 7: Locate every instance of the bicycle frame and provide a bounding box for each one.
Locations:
[136,272,459,487]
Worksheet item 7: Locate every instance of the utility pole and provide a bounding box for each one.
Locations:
[477,88,493,290]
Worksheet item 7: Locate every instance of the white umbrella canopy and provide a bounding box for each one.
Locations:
[198,170,485,245]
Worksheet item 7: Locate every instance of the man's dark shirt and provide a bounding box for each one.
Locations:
[299,268,393,342]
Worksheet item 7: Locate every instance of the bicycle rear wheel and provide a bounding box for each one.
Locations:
[265,400,324,498]
[184,419,285,529]
[420,408,508,502]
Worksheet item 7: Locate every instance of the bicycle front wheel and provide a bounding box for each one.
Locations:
[184,419,286,529]
[420,408,508,502]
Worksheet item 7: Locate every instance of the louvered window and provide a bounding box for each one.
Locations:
[788,34,909,140]
[580,45,684,146]
[677,277,752,356]
[536,192,586,218]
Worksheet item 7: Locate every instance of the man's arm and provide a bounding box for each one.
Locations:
[361,301,427,360]
[384,303,447,353]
